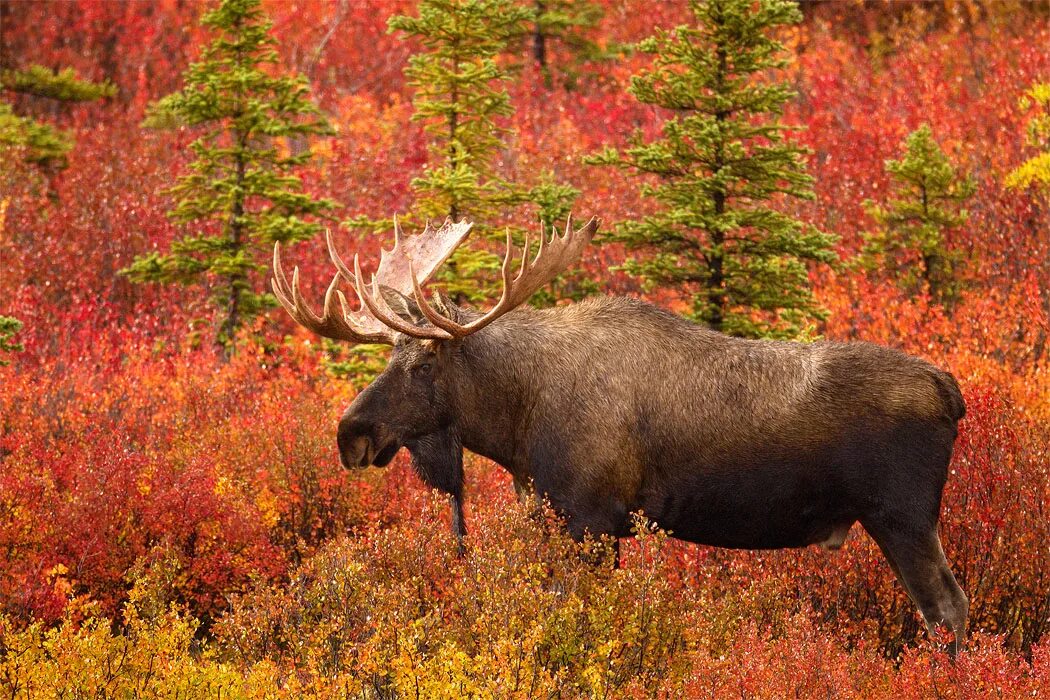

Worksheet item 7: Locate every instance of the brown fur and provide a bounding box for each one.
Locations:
[337,295,969,654]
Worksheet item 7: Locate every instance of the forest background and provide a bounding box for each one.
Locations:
[0,0,1049,697]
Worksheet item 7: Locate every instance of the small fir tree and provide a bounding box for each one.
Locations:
[350,0,578,303]
[588,0,836,339]
[861,124,975,304]
[121,0,335,350]
[0,65,115,170]
[1005,82,1050,193]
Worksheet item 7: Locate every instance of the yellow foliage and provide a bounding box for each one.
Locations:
[1006,82,1050,192]
[1004,151,1050,190]
[0,611,276,699]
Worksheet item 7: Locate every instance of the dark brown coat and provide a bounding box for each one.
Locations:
[338,295,969,653]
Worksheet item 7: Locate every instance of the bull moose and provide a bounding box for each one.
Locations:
[272,215,969,654]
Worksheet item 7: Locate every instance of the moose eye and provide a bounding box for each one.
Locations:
[414,362,433,377]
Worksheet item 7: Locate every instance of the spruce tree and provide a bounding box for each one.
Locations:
[121,0,335,350]
[862,124,975,304]
[350,0,577,302]
[588,0,836,339]
[0,65,115,170]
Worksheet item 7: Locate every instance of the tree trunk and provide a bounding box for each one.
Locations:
[220,136,248,359]
[707,194,726,333]
[534,1,552,89]
[449,49,460,222]
[706,41,729,333]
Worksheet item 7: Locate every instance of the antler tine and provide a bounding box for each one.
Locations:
[319,272,352,330]
[509,227,524,285]
[326,229,356,286]
[533,221,546,268]
[272,242,318,329]
[405,215,599,339]
[272,242,295,313]
[520,227,531,279]
[290,266,317,324]
[407,259,461,335]
[352,253,454,340]
[272,241,395,344]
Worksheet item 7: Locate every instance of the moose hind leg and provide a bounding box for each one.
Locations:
[863,520,969,656]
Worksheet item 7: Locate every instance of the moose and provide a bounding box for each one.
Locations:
[272,215,969,654]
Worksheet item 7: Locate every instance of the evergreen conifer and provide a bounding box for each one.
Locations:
[0,65,115,170]
[350,0,577,303]
[121,0,335,350]
[521,0,605,89]
[1,66,114,348]
[862,124,975,304]
[588,0,836,339]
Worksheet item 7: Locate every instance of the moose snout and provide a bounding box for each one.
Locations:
[337,412,401,469]
[337,413,374,469]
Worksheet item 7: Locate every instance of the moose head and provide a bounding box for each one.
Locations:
[272,216,599,545]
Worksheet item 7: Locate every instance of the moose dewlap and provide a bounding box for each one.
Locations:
[273,215,969,655]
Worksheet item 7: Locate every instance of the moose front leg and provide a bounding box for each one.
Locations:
[449,491,467,556]
[406,429,467,555]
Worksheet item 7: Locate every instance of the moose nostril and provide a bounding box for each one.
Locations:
[338,414,374,469]
[337,433,372,470]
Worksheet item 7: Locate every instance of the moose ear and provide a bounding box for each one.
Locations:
[429,291,462,324]
[378,285,426,325]
[378,286,463,328]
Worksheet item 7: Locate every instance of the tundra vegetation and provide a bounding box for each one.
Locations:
[1,0,1049,698]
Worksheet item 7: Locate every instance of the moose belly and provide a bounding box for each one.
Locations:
[638,459,858,550]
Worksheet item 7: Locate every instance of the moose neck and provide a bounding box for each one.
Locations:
[448,310,546,473]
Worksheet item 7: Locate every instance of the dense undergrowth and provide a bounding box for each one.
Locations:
[1,342,1047,697]
[2,0,1049,697]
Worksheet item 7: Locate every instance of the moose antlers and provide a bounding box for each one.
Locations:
[272,215,599,345]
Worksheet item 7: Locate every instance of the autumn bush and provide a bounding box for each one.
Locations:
[2,0,1049,697]
[0,336,378,625]
[3,492,1049,698]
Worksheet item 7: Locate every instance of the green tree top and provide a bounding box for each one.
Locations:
[588,0,836,339]
[518,0,606,90]
[389,0,532,221]
[862,124,975,304]
[122,0,336,350]
[350,0,578,304]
